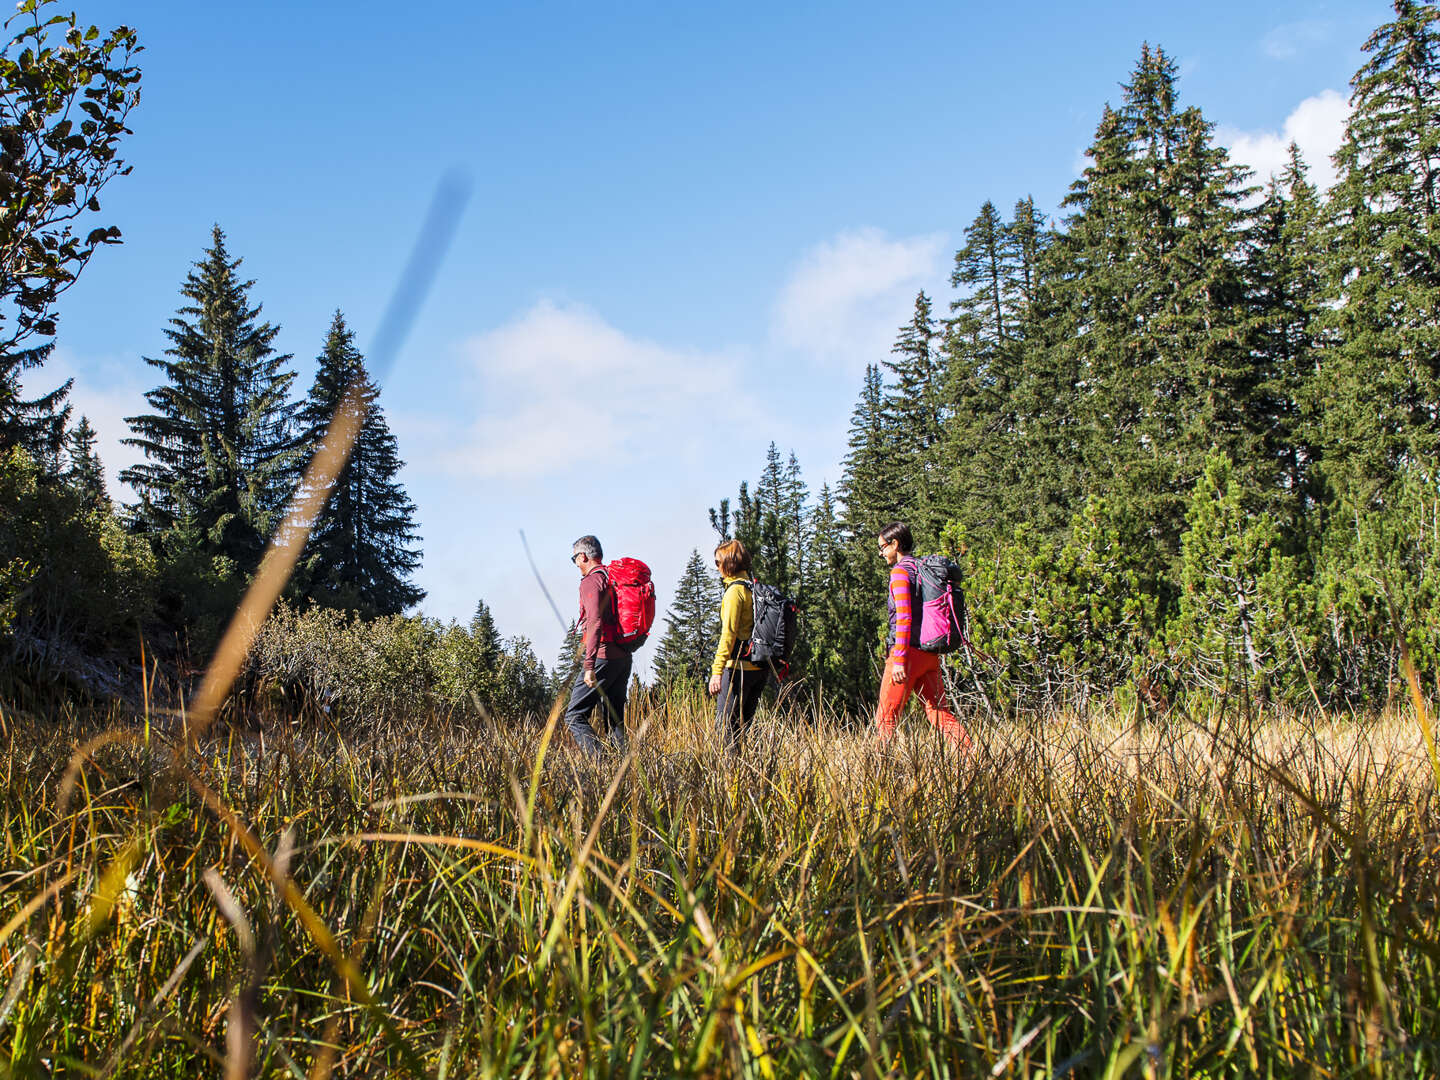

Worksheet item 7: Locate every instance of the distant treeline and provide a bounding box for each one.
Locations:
[654,6,1440,714]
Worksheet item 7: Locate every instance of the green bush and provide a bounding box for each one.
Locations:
[1169,453,1319,708]
[248,603,551,722]
[0,447,155,659]
[1312,465,1440,703]
[954,497,1156,712]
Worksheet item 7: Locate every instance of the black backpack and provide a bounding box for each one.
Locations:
[726,580,798,678]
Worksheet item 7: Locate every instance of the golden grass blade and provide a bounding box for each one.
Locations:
[536,720,650,969]
[0,933,38,1032]
[0,872,72,946]
[1397,637,1440,794]
[335,832,537,868]
[97,933,207,1079]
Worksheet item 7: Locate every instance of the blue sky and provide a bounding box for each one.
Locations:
[36,0,1379,670]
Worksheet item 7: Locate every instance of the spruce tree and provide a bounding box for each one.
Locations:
[882,292,946,545]
[753,443,790,591]
[653,549,721,685]
[471,598,501,657]
[1043,47,1261,592]
[64,415,108,511]
[1315,0,1440,512]
[942,199,1052,544]
[553,619,583,691]
[783,451,811,603]
[1251,146,1325,530]
[950,203,1012,343]
[838,365,902,543]
[1002,197,1049,317]
[804,482,879,708]
[1170,453,1315,705]
[0,365,70,474]
[833,365,903,696]
[122,226,299,572]
[293,311,424,617]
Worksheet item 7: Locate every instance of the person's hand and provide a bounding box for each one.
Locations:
[708,673,722,696]
[583,668,598,689]
[890,662,906,685]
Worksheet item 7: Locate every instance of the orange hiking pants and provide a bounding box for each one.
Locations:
[875,649,970,750]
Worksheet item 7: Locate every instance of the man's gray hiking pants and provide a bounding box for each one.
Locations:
[563,652,631,757]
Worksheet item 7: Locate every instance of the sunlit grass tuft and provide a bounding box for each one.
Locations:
[1,691,1437,1076]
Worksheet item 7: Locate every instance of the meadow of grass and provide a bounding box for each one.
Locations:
[0,689,1436,1078]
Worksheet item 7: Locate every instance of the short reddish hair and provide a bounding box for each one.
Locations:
[714,539,752,578]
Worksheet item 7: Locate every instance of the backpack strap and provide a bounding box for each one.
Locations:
[592,566,620,642]
[895,555,919,595]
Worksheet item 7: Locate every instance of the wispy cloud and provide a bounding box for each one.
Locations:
[1218,89,1351,191]
[1262,19,1334,60]
[771,227,947,374]
[442,300,751,480]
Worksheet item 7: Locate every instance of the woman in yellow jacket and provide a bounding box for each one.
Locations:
[708,538,767,748]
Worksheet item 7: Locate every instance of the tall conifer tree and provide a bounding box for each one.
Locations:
[882,292,946,544]
[653,549,720,685]
[1316,0,1440,510]
[122,226,298,571]
[942,199,1053,544]
[1043,47,1260,589]
[0,368,70,474]
[1251,146,1325,528]
[64,415,108,511]
[294,311,424,617]
[839,364,902,544]
[803,481,879,708]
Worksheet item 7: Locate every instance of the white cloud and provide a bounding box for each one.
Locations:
[1262,20,1333,60]
[21,347,149,497]
[444,300,751,480]
[771,227,947,372]
[392,226,954,665]
[1218,89,1350,192]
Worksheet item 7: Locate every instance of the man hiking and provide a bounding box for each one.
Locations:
[563,535,631,757]
[875,522,971,751]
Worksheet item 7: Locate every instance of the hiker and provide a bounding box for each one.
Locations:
[875,522,970,750]
[709,539,768,748]
[563,535,630,757]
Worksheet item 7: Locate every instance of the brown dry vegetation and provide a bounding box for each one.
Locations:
[0,690,1437,1077]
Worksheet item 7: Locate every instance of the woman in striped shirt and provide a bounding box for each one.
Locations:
[875,522,969,749]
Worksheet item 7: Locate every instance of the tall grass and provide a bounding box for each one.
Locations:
[0,693,1436,1077]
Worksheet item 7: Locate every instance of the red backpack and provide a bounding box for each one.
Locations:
[602,557,655,650]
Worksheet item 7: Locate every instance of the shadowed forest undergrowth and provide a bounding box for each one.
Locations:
[0,698,1437,1077]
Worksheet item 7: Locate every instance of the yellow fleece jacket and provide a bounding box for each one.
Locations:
[712,577,762,679]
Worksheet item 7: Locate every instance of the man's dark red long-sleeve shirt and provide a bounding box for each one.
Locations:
[578,566,617,673]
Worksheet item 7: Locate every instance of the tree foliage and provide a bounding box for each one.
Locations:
[0,0,140,466]
[294,311,424,617]
[704,16,1440,715]
[122,226,298,572]
[653,549,720,686]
